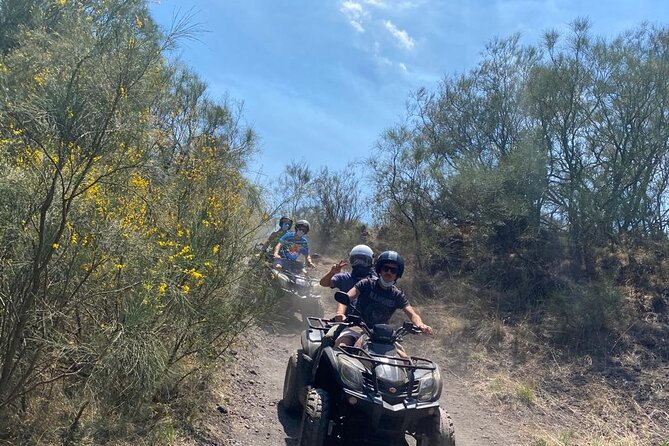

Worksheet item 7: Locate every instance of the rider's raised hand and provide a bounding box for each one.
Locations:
[331,260,347,274]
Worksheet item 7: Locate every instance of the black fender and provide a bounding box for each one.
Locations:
[301,328,324,359]
[312,346,342,392]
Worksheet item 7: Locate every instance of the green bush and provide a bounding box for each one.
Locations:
[544,281,626,350]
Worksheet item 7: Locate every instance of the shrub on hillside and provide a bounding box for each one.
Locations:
[544,281,626,350]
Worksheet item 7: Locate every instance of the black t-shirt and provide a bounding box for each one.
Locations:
[354,277,409,326]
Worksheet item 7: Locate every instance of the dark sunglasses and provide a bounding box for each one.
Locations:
[380,265,398,274]
[295,225,308,231]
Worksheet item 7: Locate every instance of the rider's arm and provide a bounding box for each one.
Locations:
[306,254,315,268]
[402,305,433,335]
[334,302,348,319]
[273,242,282,258]
[319,260,346,287]
[319,270,335,287]
[346,286,360,301]
[334,287,359,321]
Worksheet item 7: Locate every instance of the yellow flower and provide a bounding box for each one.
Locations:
[181,285,190,294]
[185,269,204,280]
[33,72,46,86]
[52,243,60,250]
[213,245,220,254]
[130,174,149,190]
[158,283,167,294]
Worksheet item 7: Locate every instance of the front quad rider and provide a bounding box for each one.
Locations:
[273,219,316,271]
[319,244,376,318]
[334,250,433,351]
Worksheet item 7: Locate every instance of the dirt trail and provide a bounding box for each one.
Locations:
[207,288,527,446]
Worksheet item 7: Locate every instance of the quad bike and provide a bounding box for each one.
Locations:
[282,291,456,445]
[270,258,324,319]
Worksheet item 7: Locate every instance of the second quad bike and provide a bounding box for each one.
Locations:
[282,291,456,445]
[270,258,324,319]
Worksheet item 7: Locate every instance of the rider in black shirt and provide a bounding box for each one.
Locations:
[335,250,433,348]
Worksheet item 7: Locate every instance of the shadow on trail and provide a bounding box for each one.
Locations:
[277,402,412,446]
[277,402,300,445]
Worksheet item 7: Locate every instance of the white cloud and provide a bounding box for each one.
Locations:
[364,0,424,10]
[383,20,415,49]
[398,62,407,72]
[340,1,367,32]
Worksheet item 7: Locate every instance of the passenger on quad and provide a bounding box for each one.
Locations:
[334,250,433,350]
[261,216,293,253]
[273,219,316,272]
[319,244,376,317]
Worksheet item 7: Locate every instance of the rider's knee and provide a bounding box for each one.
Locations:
[334,335,355,348]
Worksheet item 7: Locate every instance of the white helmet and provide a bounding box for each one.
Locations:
[349,244,374,268]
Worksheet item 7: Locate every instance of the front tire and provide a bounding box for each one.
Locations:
[297,387,331,446]
[416,409,455,446]
[282,351,304,412]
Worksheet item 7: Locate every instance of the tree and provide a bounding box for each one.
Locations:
[275,160,314,218]
[0,0,270,440]
[311,164,364,244]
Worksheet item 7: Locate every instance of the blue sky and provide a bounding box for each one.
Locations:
[149,0,668,185]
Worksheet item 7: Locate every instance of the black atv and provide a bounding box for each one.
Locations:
[282,291,456,446]
[270,258,324,319]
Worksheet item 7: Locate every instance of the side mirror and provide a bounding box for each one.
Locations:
[334,291,349,306]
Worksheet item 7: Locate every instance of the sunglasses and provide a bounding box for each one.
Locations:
[295,225,308,231]
[380,265,398,274]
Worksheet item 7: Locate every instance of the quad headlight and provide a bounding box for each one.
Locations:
[338,355,364,391]
[416,365,441,402]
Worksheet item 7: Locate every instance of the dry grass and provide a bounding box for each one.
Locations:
[412,275,669,446]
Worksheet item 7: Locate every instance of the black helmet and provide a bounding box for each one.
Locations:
[279,216,293,229]
[375,250,404,278]
[295,219,310,233]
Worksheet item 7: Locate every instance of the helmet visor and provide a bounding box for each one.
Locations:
[350,255,372,268]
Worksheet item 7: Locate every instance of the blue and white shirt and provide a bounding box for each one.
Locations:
[278,231,310,261]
